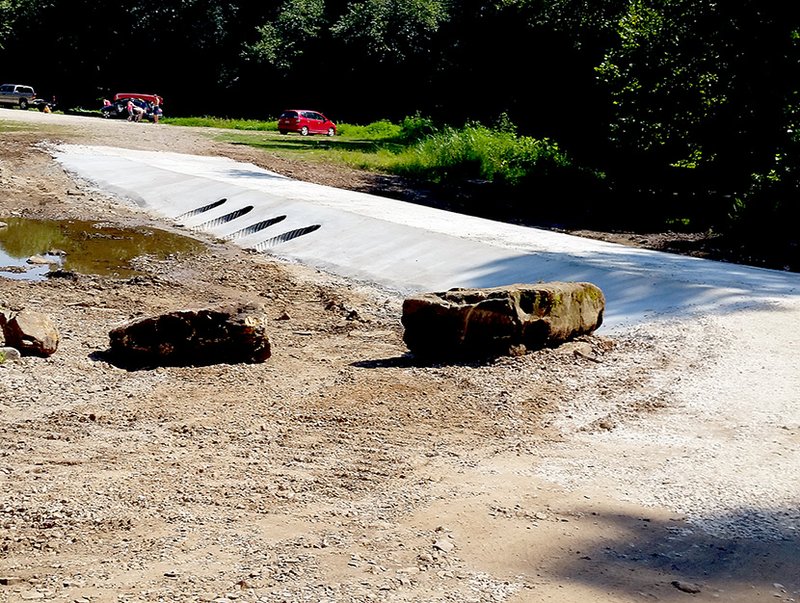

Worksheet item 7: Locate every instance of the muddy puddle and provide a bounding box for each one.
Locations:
[0,217,206,281]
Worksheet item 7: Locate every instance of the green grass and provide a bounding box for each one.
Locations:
[162,116,279,131]
[187,115,578,190]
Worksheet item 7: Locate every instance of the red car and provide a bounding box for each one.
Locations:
[278,110,336,136]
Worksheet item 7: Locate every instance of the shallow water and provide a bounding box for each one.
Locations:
[0,217,206,281]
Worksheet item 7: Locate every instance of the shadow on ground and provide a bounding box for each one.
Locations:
[548,506,799,600]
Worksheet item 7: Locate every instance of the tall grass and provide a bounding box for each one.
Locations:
[390,124,571,185]
[337,119,402,139]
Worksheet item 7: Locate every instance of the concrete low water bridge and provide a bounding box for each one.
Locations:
[52,144,800,331]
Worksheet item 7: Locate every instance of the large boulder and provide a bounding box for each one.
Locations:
[0,309,60,357]
[108,302,271,367]
[402,282,605,359]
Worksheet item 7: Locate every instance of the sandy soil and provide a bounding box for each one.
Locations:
[0,111,798,603]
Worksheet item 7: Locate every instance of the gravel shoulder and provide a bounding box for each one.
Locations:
[1,111,799,603]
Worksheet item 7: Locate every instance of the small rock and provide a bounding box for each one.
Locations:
[1,309,60,356]
[433,539,454,553]
[417,552,433,564]
[0,265,27,274]
[671,580,701,594]
[0,347,21,362]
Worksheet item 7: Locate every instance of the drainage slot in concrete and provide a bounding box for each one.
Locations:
[175,198,227,221]
[195,206,254,231]
[255,225,321,250]
[225,215,287,240]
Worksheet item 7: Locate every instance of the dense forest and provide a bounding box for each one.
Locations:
[1,0,799,267]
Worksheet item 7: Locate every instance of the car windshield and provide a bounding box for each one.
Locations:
[280,111,298,119]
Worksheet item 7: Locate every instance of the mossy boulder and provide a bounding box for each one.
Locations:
[402,282,605,359]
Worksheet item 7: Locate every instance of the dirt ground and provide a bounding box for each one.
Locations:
[0,113,798,603]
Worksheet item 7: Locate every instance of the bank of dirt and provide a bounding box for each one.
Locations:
[0,112,798,603]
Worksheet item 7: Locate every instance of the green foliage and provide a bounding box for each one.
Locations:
[398,113,437,142]
[597,2,800,180]
[337,119,402,139]
[0,0,15,49]
[725,138,800,269]
[595,0,724,158]
[527,0,630,40]
[246,0,325,69]
[331,0,450,61]
[387,123,573,186]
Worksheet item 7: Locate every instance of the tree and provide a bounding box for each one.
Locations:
[0,0,17,49]
[247,0,326,70]
[596,1,800,200]
[330,0,449,62]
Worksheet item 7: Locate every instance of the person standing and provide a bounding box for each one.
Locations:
[152,99,162,124]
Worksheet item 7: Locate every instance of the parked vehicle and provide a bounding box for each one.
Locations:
[101,97,154,121]
[278,110,336,136]
[0,84,37,110]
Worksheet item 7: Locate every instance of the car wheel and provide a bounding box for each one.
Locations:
[326,127,335,137]
[300,126,309,136]
[19,98,28,110]
[279,129,288,135]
